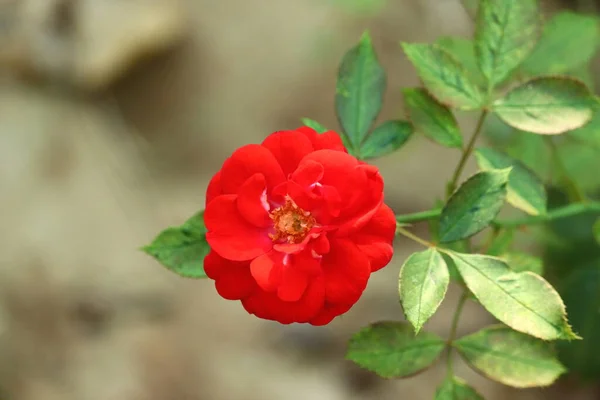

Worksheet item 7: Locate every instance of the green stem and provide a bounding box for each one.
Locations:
[396,227,435,247]
[446,111,488,197]
[395,201,600,228]
[446,292,468,376]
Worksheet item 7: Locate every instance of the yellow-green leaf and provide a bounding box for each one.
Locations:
[434,376,484,400]
[455,325,567,388]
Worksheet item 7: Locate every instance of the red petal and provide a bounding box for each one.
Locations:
[237,173,271,227]
[309,303,353,326]
[204,195,272,261]
[220,144,286,194]
[311,235,330,255]
[241,275,325,324]
[297,127,347,152]
[292,249,322,276]
[321,239,371,305]
[291,160,324,187]
[206,171,223,206]
[277,265,308,302]
[250,251,282,292]
[351,203,396,271]
[215,264,257,300]
[261,130,314,176]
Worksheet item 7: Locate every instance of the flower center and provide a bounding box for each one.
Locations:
[269,197,315,244]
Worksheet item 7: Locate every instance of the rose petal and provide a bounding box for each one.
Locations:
[277,265,309,302]
[291,160,324,187]
[261,130,315,176]
[220,144,286,194]
[205,195,272,261]
[309,303,353,326]
[250,251,283,292]
[321,239,371,305]
[351,203,396,271]
[237,173,271,227]
[206,171,223,206]
[215,264,257,300]
[297,126,347,152]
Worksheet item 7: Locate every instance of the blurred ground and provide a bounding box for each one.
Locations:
[0,0,598,399]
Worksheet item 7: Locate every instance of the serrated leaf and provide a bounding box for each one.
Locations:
[336,31,386,151]
[403,88,463,148]
[301,118,328,133]
[435,376,484,400]
[455,325,566,388]
[522,12,600,76]
[446,252,578,340]
[360,120,413,159]
[502,251,544,275]
[436,36,484,85]
[475,0,540,89]
[142,211,209,278]
[346,321,445,378]
[401,43,484,110]
[475,147,547,215]
[439,169,510,243]
[558,266,600,379]
[399,249,450,334]
[493,77,596,135]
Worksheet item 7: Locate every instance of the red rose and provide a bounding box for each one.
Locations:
[203,127,396,325]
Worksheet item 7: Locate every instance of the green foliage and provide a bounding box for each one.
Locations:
[142,211,209,279]
[454,325,566,388]
[435,376,484,400]
[521,12,600,76]
[301,118,328,133]
[401,43,484,109]
[345,322,445,378]
[436,37,483,85]
[474,0,540,90]
[403,88,463,148]
[446,252,578,340]
[439,169,510,243]
[492,77,596,135]
[501,252,544,275]
[475,147,547,215]
[360,120,413,159]
[336,31,386,152]
[595,219,600,245]
[399,249,449,333]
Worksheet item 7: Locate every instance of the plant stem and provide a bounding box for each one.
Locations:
[394,201,600,228]
[396,227,435,248]
[494,201,600,228]
[446,292,468,376]
[446,110,488,197]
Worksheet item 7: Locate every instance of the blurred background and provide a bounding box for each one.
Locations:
[0,0,599,399]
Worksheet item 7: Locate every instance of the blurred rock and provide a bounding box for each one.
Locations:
[0,0,186,90]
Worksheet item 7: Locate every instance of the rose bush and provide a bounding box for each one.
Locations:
[203,127,396,325]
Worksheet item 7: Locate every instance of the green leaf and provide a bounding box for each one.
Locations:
[346,321,445,378]
[401,43,484,110]
[501,251,544,275]
[455,325,567,388]
[142,211,209,279]
[486,228,515,256]
[360,120,413,159]
[492,77,597,135]
[446,252,578,340]
[522,12,600,76]
[475,0,540,89]
[475,147,547,215]
[435,376,484,400]
[336,31,386,151]
[594,219,600,245]
[439,169,510,243]
[436,36,484,85]
[557,266,600,379]
[399,249,450,334]
[403,88,463,148]
[301,117,328,133]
